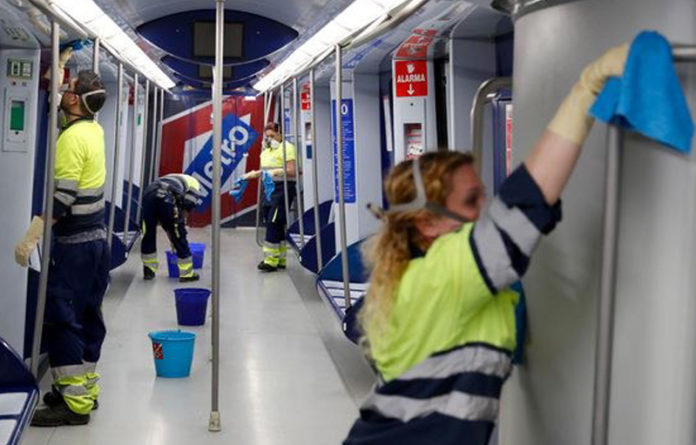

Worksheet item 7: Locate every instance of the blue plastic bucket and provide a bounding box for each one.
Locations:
[148,330,195,378]
[166,251,179,278]
[190,243,205,269]
[174,288,210,326]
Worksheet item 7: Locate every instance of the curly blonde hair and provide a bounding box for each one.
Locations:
[360,151,475,345]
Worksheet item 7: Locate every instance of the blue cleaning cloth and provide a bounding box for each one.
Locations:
[262,171,275,201]
[590,31,694,153]
[60,39,90,52]
[229,179,248,203]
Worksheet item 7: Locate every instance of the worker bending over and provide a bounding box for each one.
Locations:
[243,122,297,272]
[140,173,202,282]
[343,44,628,444]
[15,70,108,426]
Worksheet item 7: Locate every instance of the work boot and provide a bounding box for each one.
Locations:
[257,261,278,272]
[179,273,200,283]
[43,387,98,410]
[143,265,156,280]
[31,400,90,427]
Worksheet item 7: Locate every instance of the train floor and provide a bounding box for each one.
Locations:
[23,227,374,445]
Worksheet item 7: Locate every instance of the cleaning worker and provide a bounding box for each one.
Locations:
[243,122,297,272]
[15,70,108,426]
[343,44,629,445]
[140,173,202,282]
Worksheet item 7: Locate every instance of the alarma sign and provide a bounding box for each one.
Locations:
[395,60,428,97]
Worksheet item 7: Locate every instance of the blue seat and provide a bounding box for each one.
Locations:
[104,203,141,270]
[0,337,38,445]
[287,200,333,252]
[316,239,369,338]
[298,222,336,274]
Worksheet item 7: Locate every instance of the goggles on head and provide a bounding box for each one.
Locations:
[369,156,470,224]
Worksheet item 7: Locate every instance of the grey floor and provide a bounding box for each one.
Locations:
[24,228,374,445]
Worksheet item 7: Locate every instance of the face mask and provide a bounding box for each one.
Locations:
[270,139,280,149]
[57,105,68,129]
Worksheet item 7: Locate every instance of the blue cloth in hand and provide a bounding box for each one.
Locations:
[229,179,248,203]
[590,31,694,153]
[262,172,275,201]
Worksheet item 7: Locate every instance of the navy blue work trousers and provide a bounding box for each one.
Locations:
[141,191,191,259]
[44,238,110,367]
[263,183,296,244]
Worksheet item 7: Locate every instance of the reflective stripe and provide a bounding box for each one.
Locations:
[178,258,194,277]
[472,214,519,291]
[142,252,158,261]
[487,198,540,257]
[76,186,104,198]
[83,362,98,375]
[399,345,511,381]
[55,228,107,244]
[55,178,78,192]
[55,190,77,206]
[363,391,499,423]
[51,364,85,379]
[272,208,279,223]
[71,198,105,215]
[61,385,90,397]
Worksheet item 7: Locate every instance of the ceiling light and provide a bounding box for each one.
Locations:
[48,0,175,90]
[252,0,413,93]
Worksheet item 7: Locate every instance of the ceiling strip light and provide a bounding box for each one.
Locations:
[48,0,175,90]
[252,0,413,93]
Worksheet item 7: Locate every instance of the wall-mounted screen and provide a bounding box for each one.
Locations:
[193,22,244,58]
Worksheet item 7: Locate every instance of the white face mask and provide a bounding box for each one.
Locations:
[269,139,280,149]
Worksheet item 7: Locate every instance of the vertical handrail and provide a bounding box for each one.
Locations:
[208,0,224,433]
[107,63,124,248]
[280,84,291,232]
[31,20,60,377]
[335,44,351,310]
[149,87,159,184]
[153,88,164,180]
[92,37,100,74]
[589,45,696,445]
[293,77,305,248]
[469,77,512,172]
[256,91,271,248]
[123,73,138,246]
[310,69,323,270]
[136,80,150,224]
[591,125,621,445]
[92,38,100,123]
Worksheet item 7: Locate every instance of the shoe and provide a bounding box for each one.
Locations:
[31,400,90,427]
[44,388,98,410]
[257,261,278,272]
[179,273,200,283]
[143,266,155,280]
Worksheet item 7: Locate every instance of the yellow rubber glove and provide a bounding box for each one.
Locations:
[548,43,629,145]
[15,216,45,267]
[269,168,285,178]
[43,47,73,82]
[242,170,261,180]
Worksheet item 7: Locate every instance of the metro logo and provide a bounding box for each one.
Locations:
[160,96,268,227]
[184,113,258,210]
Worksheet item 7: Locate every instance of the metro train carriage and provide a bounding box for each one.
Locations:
[1,0,696,444]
